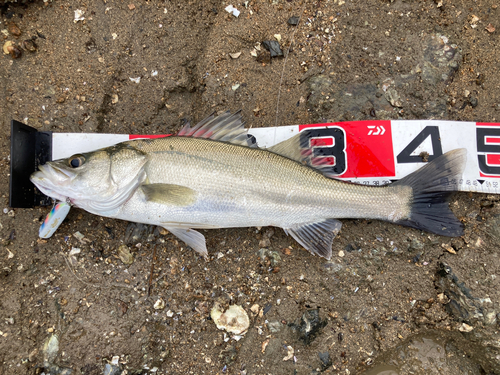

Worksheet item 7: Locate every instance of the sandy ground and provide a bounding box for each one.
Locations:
[1,0,500,374]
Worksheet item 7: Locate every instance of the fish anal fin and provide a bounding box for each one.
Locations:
[141,183,197,206]
[176,110,257,148]
[164,226,208,258]
[284,219,342,260]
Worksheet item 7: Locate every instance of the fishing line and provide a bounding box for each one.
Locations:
[274,1,308,138]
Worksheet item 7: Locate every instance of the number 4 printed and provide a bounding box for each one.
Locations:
[397,126,443,164]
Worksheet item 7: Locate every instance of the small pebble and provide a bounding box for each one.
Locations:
[469,96,478,108]
[288,16,299,26]
[8,23,21,37]
[23,39,37,52]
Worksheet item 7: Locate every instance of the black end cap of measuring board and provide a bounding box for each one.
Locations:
[9,120,52,208]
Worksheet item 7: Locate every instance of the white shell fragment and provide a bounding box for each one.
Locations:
[459,323,473,332]
[229,52,241,59]
[117,244,134,265]
[74,10,85,23]
[154,298,165,310]
[210,303,249,335]
[3,40,13,55]
[69,247,81,256]
[225,5,240,17]
[283,345,294,361]
[129,77,141,83]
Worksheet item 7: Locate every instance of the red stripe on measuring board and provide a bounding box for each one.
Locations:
[299,120,394,179]
[129,134,169,139]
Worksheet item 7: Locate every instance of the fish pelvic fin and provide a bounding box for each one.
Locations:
[176,110,257,148]
[164,226,208,259]
[284,219,342,260]
[393,148,467,236]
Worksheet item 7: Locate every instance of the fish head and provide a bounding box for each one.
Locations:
[30,143,147,215]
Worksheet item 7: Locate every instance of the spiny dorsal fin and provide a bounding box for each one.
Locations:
[269,130,339,178]
[176,110,257,148]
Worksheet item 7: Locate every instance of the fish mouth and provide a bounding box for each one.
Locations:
[30,163,74,202]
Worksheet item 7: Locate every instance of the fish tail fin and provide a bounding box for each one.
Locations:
[393,149,467,236]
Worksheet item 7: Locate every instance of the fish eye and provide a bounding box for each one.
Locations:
[68,154,85,168]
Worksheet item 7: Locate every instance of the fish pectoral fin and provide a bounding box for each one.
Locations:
[140,183,197,206]
[284,219,342,260]
[164,226,208,258]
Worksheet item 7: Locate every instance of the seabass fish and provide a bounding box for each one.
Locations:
[31,111,466,260]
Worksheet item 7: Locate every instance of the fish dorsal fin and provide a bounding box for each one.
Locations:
[268,133,303,162]
[176,110,257,148]
[284,218,342,260]
[268,130,340,178]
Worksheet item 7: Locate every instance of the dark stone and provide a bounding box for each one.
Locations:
[262,40,283,57]
[318,352,332,371]
[288,16,299,26]
[469,96,478,108]
[288,309,327,344]
[124,223,157,244]
[263,303,272,315]
[445,298,470,322]
[344,243,360,252]
[435,262,486,324]
[103,363,121,375]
